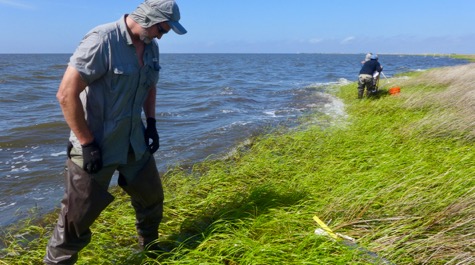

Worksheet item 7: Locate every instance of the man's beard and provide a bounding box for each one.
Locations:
[140,29,152,44]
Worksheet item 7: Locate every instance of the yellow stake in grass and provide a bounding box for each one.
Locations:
[313,215,338,240]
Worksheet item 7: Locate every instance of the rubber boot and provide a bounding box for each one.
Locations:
[357,81,365,99]
[118,155,164,250]
[358,90,364,99]
[44,160,114,264]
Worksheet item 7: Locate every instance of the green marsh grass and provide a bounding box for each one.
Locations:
[1,61,474,264]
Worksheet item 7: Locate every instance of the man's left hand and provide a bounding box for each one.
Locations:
[145,117,159,153]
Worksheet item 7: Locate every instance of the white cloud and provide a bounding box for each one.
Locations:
[0,0,34,9]
[341,36,355,44]
[309,38,323,44]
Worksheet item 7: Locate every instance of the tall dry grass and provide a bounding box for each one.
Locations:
[401,63,475,141]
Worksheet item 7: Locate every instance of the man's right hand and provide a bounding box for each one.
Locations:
[82,141,103,173]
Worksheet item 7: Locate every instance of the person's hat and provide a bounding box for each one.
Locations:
[130,0,187,35]
[371,54,378,60]
[365,53,372,61]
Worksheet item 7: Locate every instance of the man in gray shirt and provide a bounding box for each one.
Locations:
[44,1,186,263]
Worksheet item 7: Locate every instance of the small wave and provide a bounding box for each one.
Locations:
[0,202,16,210]
[263,109,301,117]
[305,78,351,89]
[51,151,66,157]
[158,112,186,118]
[10,165,29,172]
[11,121,66,132]
[13,154,24,160]
[0,98,19,103]
[31,75,59,81]
[319,93,346,117]
[337,78,352,85]
[3,75,30,81]
[307,103,321,108]
[49,64,67,70]
[264,110,277,117]
[2,121,68,148]
[230,121,252,127]
[220,87,234,95]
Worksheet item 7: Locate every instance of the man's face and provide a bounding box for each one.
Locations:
[155,22,171,38]
[140,22,171,43]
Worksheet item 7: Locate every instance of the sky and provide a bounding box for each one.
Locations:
[0,0,474,54]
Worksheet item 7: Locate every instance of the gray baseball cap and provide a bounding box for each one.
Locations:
[130,0,187,35]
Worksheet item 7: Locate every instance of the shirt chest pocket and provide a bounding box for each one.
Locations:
[143,64,159,88]
[110,64,140,93]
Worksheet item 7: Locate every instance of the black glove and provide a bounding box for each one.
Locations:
[145,117,159,154]
[67,141,73,159]
[82,141,103,174]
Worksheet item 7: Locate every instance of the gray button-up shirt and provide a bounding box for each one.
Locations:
[69,15,160,166]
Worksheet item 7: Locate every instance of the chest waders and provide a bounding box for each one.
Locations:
[118,154,164,249]
[358,74,374,99]
[44,154,164,264]
[44,160,115,264]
